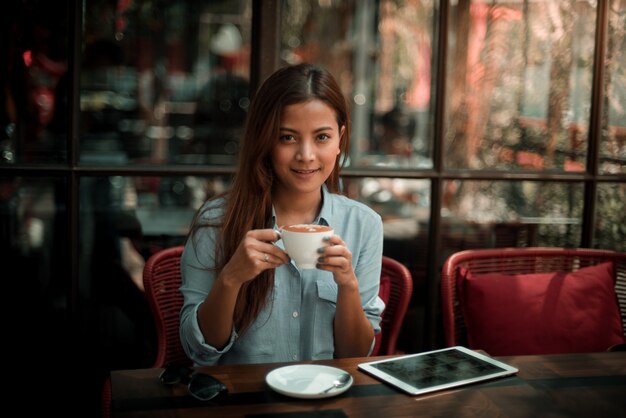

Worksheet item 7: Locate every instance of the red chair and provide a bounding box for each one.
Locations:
[142,245,190,368]
[441,247,626,355]
[372,256,413,356]
[101,246,189,418]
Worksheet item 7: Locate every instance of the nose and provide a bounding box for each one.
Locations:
[296,140,315,161]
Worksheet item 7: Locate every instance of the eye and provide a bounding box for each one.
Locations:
[317,133,331,141]
[279,134,295,142]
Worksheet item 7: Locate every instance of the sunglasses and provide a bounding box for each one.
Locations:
[159,365,228,401]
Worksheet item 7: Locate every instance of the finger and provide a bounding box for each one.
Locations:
[315,235,339,257]
[317,251,349,265]
[316,256,351,275]
[263,245,290,264]
[318,242,349,258]
[323,234,344,246]
[256,239,290,264]
[261,252,284,266]
[242,233,289,266]
[247,228,282,243]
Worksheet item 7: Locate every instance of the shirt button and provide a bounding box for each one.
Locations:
[292,311,299,318]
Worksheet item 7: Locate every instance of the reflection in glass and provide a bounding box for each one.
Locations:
[446,0,596,171]
[0,177,68,301]
[371,0,436,168]
[80,1,252,166]
[280,0,436,169]
[0,176,69,376]
[345,176,430,272]
[441,180,583,260]
[345,175,430,352]
[79,174,230,370]
[3,2,69,164]
[0,176,70,413]
[595,183,626,252]
[600,0,626,174]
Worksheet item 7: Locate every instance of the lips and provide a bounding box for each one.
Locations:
[292,168,320,174]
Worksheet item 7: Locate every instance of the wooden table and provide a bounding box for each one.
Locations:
[111,351,626,417]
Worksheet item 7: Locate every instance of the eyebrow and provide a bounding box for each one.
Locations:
[279,126,334,134]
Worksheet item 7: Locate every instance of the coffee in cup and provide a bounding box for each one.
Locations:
[281,224,334,269]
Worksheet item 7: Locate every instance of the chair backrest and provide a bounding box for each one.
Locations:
[102,245,189,418]
[372,256,414,356]
[440,247,626,352]
[143,245,190,368]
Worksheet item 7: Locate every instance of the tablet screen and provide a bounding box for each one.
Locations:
[358,346,518,395]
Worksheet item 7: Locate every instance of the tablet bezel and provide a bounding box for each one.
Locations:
[358,346,519,395]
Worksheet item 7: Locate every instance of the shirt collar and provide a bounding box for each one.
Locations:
[317,185,332,226]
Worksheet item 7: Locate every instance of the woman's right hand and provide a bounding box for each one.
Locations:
[220,229,289,285]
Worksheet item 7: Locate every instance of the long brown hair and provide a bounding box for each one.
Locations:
[191,64,351,333]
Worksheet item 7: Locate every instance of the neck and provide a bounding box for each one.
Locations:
[273,188,323,227]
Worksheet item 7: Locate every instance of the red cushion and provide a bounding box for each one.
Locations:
[458,262,625,356]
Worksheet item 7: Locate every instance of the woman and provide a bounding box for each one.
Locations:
[180,64,384,365]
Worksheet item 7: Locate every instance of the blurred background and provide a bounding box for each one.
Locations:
[2,0,625,414]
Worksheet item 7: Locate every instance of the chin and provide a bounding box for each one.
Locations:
[289,182,324,195]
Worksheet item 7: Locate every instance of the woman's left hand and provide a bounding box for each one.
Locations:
[316,235,356,287]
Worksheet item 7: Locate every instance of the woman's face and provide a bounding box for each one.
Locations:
[271,99,343,198]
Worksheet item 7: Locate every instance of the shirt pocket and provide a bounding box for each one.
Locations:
[316,280,338,304]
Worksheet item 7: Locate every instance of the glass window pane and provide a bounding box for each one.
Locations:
[344,176,430,352]
[441,180,583,260]
[79,174,230,369]
[4,2,69,164]
[80,1,252,166]
[344,177,430,267]
[280,0,436,170]
[594,183,626,251]
[600,0,626,174]
[1,176,69,359]
[445,0,596,172]
[1,176,68,298]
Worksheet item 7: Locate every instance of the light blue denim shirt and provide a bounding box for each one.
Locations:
[179,186,385,365]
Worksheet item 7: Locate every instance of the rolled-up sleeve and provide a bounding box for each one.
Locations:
[354,212,385,349]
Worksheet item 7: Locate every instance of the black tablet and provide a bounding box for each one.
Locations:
[358,346,518,395]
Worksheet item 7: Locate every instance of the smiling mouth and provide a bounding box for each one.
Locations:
[292,168,320,174]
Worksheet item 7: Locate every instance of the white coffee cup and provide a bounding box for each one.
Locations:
[281,224,334,269]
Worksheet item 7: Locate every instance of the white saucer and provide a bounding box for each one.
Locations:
[266,364,353,399]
